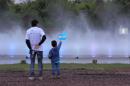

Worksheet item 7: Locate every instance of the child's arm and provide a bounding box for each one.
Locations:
[48,50,52,59]
[57,41,62,50]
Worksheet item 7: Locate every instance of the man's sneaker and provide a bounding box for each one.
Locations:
[28,77,35,80]
[38,77,43,80]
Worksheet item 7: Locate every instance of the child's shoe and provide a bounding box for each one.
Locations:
[28,77,35,80]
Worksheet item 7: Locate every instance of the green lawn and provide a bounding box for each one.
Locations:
[0,64,130,71]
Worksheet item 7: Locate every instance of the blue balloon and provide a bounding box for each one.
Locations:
[58,32,68,40]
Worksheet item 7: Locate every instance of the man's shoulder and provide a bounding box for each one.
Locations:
[26,28,31,33]
[27,27,33,31]
[35,27,44,32]
[39,27,44,31]
[34,26,42,29]
[27,27,42,31]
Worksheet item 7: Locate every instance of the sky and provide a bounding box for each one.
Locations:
[13,0,35,4]
[14,0,26,4]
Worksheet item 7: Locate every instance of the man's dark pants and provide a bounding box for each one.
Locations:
[29,51,43,77]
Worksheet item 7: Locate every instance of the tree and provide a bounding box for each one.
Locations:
[0,0,12,12]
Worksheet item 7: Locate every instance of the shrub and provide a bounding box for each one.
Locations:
[20,60,26,64]
[92,59,97,64]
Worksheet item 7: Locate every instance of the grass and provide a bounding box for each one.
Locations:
[0,64,130,71]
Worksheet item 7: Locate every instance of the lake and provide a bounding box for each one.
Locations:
[0,55,130,64]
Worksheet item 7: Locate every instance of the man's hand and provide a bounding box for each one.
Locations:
[34,44,40,49]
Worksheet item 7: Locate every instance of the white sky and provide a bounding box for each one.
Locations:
[14,0,35,4]
[14,0,27,4]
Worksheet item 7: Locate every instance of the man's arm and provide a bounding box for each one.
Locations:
[26,39,33,54]
[26,39,32,50]
[38,35,46,46]
[25,30,32,50]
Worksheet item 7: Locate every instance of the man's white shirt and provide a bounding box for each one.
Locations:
[25,27,45,51]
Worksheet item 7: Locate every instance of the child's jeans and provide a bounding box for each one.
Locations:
[29,51,43,77]
[51,62,60,76]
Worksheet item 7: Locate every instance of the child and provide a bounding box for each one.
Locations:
[48,40,62,78]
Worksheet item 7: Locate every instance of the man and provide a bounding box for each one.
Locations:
[25,19,46,80]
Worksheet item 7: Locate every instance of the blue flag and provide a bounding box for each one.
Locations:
[58,32,68,40]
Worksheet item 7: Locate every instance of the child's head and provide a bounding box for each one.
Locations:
[51,40,57,47]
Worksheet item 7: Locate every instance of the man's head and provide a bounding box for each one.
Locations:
[31,19,39,27]
[51,40,57,47]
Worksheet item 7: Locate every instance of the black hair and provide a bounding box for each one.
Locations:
[31,19,38,27]
[51,40,57,47]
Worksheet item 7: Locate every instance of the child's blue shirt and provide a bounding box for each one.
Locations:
[48,41,62,63]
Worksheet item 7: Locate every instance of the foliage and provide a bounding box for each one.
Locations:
[0,0,130,29]
[0,63,130,71]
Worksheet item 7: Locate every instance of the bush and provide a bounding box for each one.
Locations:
[20,60,26,64]
[92,59,97,64]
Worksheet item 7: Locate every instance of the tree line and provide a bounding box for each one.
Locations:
[0,0,130,31]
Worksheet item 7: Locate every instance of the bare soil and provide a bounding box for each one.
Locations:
[1,69,130,86]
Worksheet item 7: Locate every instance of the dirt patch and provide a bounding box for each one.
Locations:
[0,69,130,86]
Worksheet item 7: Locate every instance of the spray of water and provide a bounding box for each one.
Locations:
[0,1,129,58]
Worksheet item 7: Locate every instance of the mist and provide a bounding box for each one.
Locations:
[46,1,130,57]
[0,25,26,55]
[0,1,129,58]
